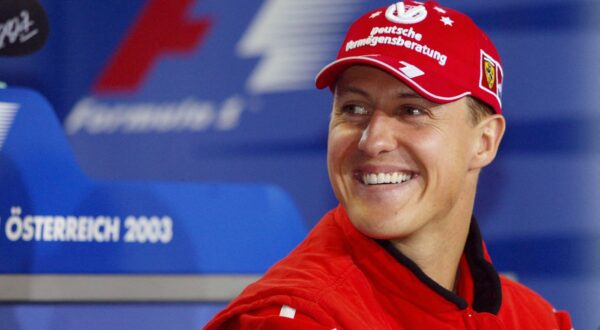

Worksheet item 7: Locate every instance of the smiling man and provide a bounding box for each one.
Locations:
[205,1,572,329]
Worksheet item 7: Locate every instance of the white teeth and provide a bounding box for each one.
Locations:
[361,172,413,185]
[364,173,376,184]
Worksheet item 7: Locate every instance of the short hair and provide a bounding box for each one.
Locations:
[466,97,495,125]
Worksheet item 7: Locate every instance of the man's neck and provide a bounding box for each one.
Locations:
[389,211,473,292]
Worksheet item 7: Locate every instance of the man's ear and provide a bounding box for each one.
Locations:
[470,114,506,170]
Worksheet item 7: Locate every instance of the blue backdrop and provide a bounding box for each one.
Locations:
[0,0,598,328]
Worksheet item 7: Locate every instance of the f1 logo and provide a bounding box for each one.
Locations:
[94,0,212,94]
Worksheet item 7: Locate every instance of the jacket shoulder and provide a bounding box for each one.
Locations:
[204,294,339,329]
[205,208,358,329]
[250,212,357,299]
[499,275,572,329]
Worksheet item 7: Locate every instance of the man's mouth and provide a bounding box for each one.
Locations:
[360,172,416,185]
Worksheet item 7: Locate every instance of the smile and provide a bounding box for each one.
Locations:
[361,172,415,185]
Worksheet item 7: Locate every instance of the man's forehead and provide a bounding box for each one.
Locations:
[334,65,432,102]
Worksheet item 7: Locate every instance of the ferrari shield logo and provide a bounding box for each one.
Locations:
[479,50,503,104]
[484,60,495,89]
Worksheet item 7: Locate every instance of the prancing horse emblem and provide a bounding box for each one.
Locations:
[484,59,496,89]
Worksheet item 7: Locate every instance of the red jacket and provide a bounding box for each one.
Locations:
[205,206,572,329]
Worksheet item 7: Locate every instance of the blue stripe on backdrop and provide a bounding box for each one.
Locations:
[488,234,600,276]
[471,3,599,31]
[0,303,226,330]
[502,118,600,154]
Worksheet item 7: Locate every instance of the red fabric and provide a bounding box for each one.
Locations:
[204,206,572,330]
[228,312,330,330]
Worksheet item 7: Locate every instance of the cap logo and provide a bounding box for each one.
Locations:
[398,61,424,79]
[484,60,495,89]
[479,50,503,104]
[385,2,428,24]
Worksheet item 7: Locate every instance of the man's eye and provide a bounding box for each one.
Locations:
[342,104,368,115]
[402,107,427,116]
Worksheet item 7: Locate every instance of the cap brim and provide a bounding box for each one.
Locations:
[315,55,471,105]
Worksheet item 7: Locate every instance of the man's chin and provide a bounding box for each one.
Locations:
[346,211,408,240]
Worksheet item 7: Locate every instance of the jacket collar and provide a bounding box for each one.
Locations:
[334,206,502,314]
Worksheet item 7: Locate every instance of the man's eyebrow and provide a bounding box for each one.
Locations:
[335,85,370,98]
[396,91,424,99]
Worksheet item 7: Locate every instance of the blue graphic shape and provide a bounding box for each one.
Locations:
[0,87,307,274]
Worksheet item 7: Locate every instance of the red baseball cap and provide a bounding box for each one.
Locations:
[315,1,504,114]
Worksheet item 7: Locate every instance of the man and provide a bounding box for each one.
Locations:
[205,1,572,329]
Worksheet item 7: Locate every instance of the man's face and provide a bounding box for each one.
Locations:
[327,65,483,240]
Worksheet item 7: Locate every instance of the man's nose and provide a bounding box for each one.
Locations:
[357,110,398,157]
